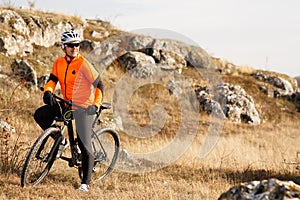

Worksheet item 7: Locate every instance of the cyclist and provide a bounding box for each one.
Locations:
[34,29,103,192]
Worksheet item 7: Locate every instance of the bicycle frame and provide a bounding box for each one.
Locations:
[51,93,110,168]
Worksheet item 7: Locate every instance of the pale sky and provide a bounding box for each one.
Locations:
[9,0,300,77]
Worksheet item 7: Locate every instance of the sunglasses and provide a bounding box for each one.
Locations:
[66,43,80,48]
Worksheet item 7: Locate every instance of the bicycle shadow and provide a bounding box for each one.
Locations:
[43,171,81,188]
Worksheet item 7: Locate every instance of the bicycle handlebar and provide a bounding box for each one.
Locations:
[40,87,111,114]
[52,93,75,107]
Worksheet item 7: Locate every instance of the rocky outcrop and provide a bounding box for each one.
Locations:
[251,71,300,111]
[195,83,261,124]
[219,178,300,200]
[119,51,157,79]
[0,9,85,56]
[11,59,37,89]
[221,84,261,124]
[88,33,213,71]
[252,72,295,97]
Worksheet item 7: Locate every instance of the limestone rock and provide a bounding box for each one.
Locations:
[219,178,300,200]
[11,59,37,89]
[195,83,260,124]
[0,9,85,56]
[119,51,156,79]
[220,83,260,124]
[252,72,294,96]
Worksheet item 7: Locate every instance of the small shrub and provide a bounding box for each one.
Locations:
[0,129,29,176]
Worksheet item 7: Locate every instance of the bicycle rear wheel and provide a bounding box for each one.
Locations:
[78,128,120,182]
[21,127,62,187]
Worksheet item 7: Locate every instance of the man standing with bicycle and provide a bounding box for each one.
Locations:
[34,29,103,192]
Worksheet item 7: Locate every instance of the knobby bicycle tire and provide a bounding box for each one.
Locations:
[21,127,62,187]
[78,128,120,182]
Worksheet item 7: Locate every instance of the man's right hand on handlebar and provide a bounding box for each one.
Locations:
[43,91,57,106]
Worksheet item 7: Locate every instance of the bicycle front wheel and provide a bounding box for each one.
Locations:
[90,128,120,182]
[21,127,62,187]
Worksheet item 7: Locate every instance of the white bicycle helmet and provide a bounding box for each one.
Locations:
[61,30,81,44]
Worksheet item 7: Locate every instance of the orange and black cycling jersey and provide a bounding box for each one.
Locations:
[44,53,103,108]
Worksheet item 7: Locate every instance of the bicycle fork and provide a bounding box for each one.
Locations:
[59,121,81,167]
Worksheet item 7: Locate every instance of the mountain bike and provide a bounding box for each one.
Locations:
[20,93,120,187]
